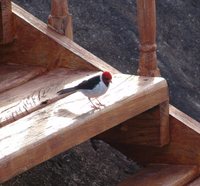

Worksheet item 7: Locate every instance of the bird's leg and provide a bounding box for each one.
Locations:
[95,98,105,107]
[88,98,100,109]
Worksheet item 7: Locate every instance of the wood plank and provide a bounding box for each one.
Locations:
[0,63,46,93]
[0,73,168,182]
[0,68,94,127]
[187,176,200,186]
[103,106,200,166]
[169,105,200,134]
[0,0,14,44]
[118,164,199,186]
[96,100,169,147]
[0,3,118,73]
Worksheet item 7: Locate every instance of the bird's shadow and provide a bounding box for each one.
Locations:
[54,107,96,121]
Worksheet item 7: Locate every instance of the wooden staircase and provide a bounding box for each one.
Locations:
[0,2,170,182]
[0,67,169,182]
[1,1,200,185]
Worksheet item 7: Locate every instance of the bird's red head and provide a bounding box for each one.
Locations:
[102,71,112,86]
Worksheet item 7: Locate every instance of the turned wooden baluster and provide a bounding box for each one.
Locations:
[48,0,73,39]
[0,0,15,44]
[136,0,169,146]
[137,0,160,77]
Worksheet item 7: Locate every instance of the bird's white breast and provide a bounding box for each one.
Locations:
[80,80,109,98]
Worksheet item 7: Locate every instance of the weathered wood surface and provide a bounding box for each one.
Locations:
[187,176,200,186]
[48,0,73,39]
[0,0,15,44]
[102,105,200,166]
[0,71,168,182]
[137,0,160,77]
[0,63,46,94]
[0,68,93,127]
[96,100,169,147]
[0,3,118,73]
[118,164,199,186]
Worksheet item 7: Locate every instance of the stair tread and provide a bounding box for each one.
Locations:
[118,164,199,186]
[187,176,200,186]
[0,69,168,182]
[0,63,45,94]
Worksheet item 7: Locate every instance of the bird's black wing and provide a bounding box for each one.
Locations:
[57,87,77,95]
[77,75,100,90]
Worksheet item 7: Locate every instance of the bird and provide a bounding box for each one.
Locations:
[57,71,112,109]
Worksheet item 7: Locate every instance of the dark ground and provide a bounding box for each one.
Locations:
[2,0,200,185]
[2,140,139,186]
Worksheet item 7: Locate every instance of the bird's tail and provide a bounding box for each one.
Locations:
[57,87,77,95]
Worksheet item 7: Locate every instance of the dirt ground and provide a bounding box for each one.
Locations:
[2,0,200,185]
[2,140,140,186]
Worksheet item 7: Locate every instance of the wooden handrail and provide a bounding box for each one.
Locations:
[48,0,73,39]
[0,0,15,44]
[136,0,160,77]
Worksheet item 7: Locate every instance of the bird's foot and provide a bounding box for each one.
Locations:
[96,102,105,107]
[88,98,100,109]
[91,104,101,110]
[95,99,106,107]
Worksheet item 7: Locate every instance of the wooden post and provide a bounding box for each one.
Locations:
[0,0,15,44]
[137,0,160,77]
[48,0,73,39]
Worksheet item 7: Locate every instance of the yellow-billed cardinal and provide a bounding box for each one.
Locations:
[57,71,112,108]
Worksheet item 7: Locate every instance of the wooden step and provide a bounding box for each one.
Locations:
[0,63,46,93]
[118,164,199,186]
[95,100,169,147]
[0,68,90,127]
[0,3,119,73]
[0,68,169,182]
[187,176,200,186]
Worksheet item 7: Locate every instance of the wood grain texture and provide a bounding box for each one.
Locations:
[136,0,160,77]
[0,72,168,182]
[103,106,200,166]
[187,176,200,186]
[96,100,169,147]
[118,164,199,186]
[0,68,94,127]
[0,63,46,94]
[0,3,118,73]
[0,0,15,44]
[48,0,73,39]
